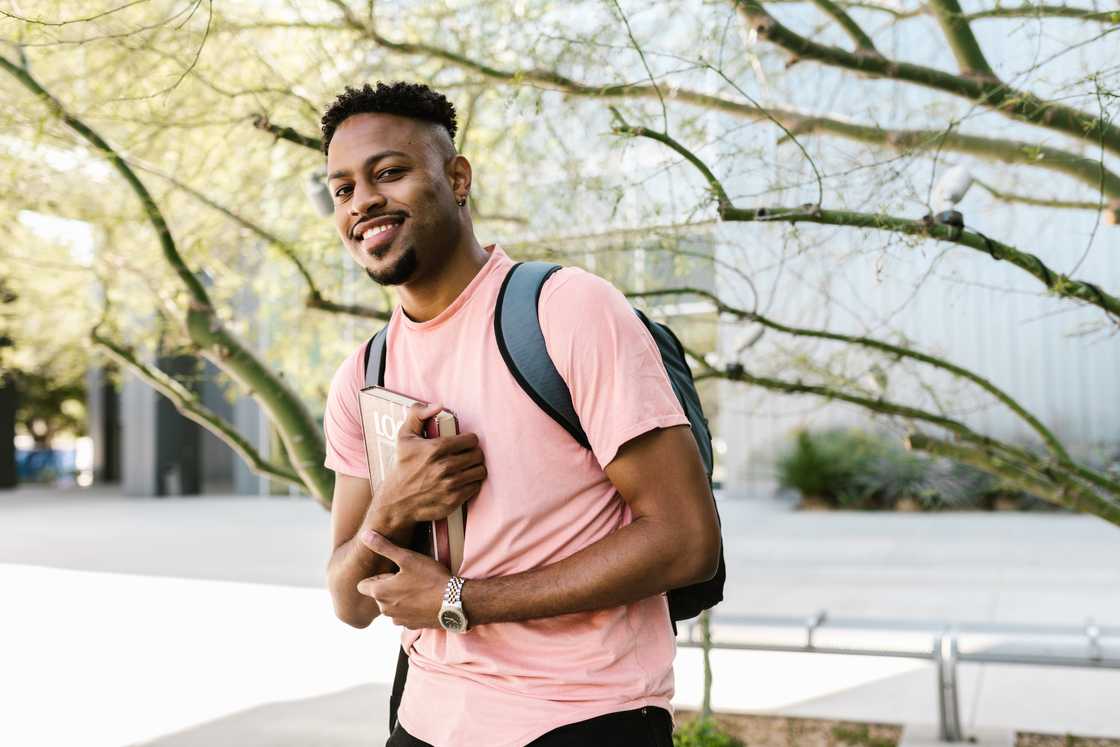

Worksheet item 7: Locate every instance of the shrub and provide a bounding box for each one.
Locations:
[776,428,1046,511]
[908,457,996,510]
[775,429,878,505]
[845,439,928,509]
[674,718,744,747]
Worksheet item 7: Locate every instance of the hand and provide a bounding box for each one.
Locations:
[356,529,452,630]
[374,402,486,532]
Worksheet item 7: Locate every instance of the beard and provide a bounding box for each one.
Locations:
[366,244,418,286]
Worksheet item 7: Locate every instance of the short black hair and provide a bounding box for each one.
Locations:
[319,81,458,156]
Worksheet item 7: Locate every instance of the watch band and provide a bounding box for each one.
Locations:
[439,576,469,633]
[443,575,465,606]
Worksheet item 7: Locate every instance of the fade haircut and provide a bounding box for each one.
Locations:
[319,81,458,160]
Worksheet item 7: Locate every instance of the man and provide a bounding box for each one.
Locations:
[321,81,720,747]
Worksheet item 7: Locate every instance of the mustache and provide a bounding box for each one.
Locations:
[350,211,407,239]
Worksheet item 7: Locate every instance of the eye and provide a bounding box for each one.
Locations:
[377,167,403,180]
[333,184,352,199]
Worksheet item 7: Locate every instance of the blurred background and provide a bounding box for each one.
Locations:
[0,0,1118,745]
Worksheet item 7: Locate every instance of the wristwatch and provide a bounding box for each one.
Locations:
[438,576,469,633]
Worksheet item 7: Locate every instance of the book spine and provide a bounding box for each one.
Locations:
[437,413,465,575]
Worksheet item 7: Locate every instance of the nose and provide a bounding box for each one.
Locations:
[351,180,387,217]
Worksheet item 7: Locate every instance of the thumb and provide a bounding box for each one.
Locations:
[399,401,444,439]
[360,528,412,567]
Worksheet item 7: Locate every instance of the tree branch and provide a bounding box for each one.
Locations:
[251,43,1120,201]
[305,294,389,319]
[782,118,1120,200]
[91,329,304,490]
[0,56,212,305]
[284,1,1120,171]
[810,0,879,52]
[723,204,1120,317]
[927,0,997,77]
[505,218,720,251]
[907,432,1120,526]
[679,337,1120,520]
[733,0,1120,155]
[792,1,1120,22]
[962,4,1120,22]
[2,54,334,505]
[973,177,1117,218]
[609,108,732,211]
[690,345,1066,481]
[251,113,323,152]
[138,164,391,321]
[610,113,1120,319]
[628,286,1071,461]
[648,285,1120,496]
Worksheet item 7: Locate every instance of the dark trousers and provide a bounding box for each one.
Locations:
[385,706,673,747]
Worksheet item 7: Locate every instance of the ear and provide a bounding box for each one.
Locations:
[446,154,472,200]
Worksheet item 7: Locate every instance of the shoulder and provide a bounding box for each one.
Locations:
[327,340,370,406]
[537,266,634,328]
[539,266,625,307]
[536,266,658,366]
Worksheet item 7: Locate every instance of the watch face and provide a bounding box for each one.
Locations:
[439,608,467,633]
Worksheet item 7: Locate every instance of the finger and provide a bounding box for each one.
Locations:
[441,448,485,474]
[399,402,444,439]
[432,432,480,457]
[356,574,393,597]
[359,528,414,566]
[447,463,487,488]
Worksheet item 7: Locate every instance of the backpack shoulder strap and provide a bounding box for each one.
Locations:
[388,645,409,732]
[494,262,591,450]
[363,324,411,731]
[363,325,389,388]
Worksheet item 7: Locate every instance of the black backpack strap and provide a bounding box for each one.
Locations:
[494,262,591,450]
[364,324,407,730]
[388,645,409,732]
[364,325,389,388]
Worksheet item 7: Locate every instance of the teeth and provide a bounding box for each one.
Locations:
[361,222,399,240]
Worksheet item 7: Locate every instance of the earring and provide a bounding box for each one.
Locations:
[457,195,467,207]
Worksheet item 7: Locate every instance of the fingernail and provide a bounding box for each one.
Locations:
[360,528,376,544]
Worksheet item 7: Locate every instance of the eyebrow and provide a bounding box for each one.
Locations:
[327,149,411,182]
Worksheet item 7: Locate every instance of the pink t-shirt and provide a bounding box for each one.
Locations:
[323,245,689,746]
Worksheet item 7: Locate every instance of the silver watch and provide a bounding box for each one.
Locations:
[438,576,469,633]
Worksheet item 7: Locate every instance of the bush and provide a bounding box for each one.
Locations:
[845,438,928,509]
[776,428,1045,511]
[674,718,744,747]
[775,429,877,505]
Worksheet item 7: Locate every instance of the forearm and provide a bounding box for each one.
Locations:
[328,506,416,628]
[461,515,709,626]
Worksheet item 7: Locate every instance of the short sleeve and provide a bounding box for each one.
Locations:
[322,344,370,479]
[538,268,689,468]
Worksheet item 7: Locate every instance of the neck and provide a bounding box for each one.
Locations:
[397,233,489,323]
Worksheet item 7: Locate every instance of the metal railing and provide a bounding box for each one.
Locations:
[677,612,1120,742]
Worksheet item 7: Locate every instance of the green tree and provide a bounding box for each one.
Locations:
[0,1,1117,523]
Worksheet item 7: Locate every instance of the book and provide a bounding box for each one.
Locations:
[357,385,466,575]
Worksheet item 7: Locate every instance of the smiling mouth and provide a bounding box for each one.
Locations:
[356,219,404,256]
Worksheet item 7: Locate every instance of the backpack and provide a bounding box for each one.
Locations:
[364,261,726,731]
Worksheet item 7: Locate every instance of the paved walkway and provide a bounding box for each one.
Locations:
[2,485,1117,745]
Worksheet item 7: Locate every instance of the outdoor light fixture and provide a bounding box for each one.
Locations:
[931,165,973,231]
[305,169,334,217]
[933,165,974,211]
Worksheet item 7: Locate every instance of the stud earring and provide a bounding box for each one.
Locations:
[457,195,467,207]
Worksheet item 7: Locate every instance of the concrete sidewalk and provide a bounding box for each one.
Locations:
[1,485,1118,745]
